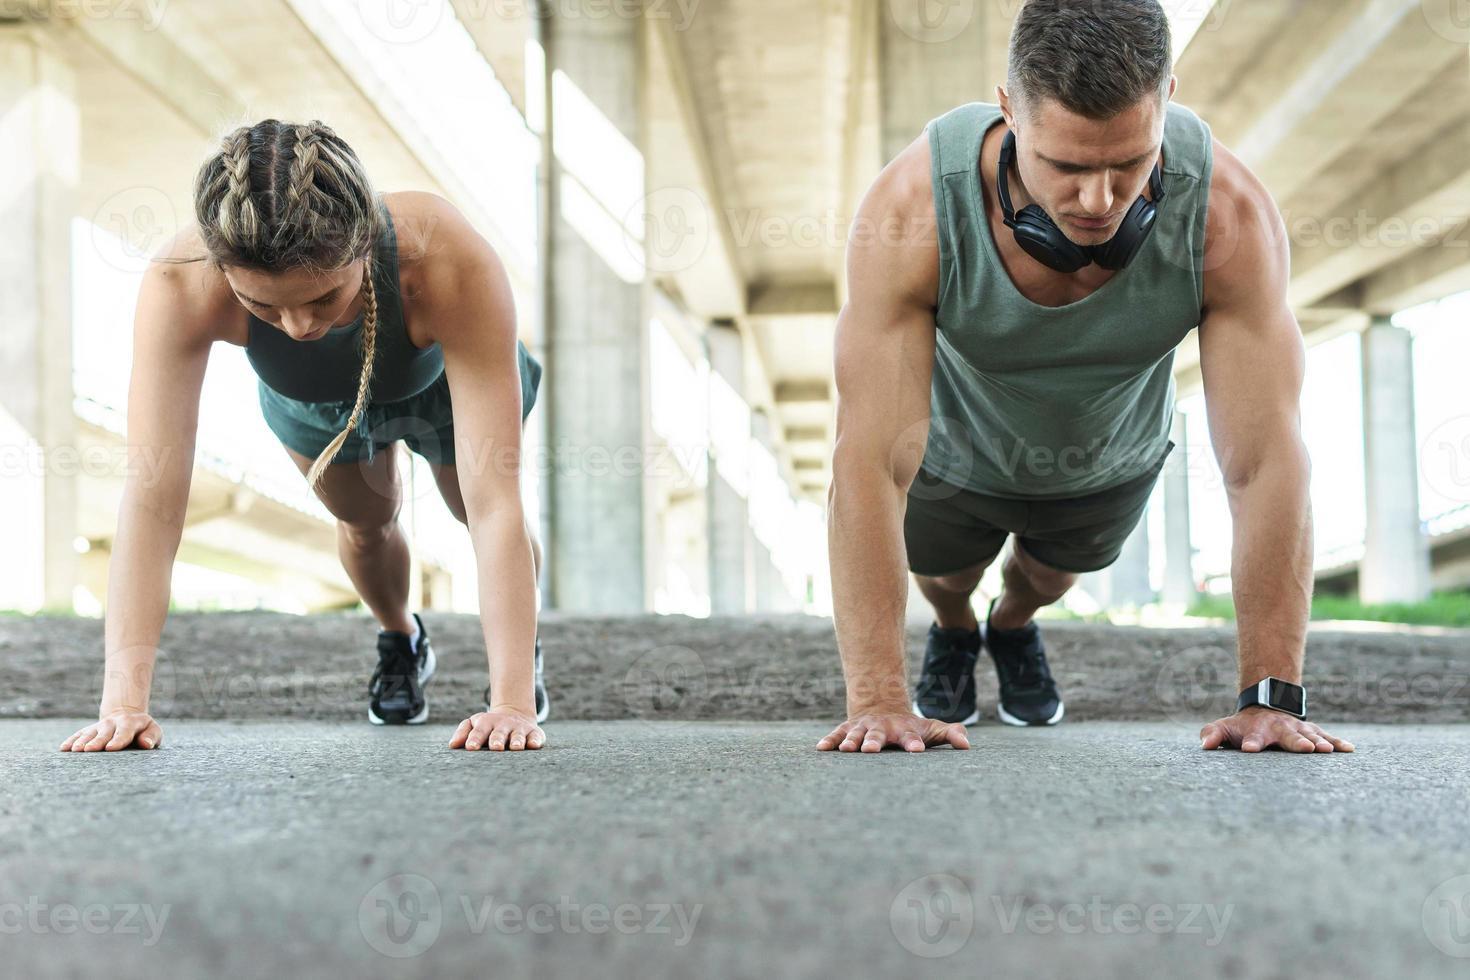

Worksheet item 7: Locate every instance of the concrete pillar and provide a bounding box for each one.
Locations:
[1161,410,1198,608]
[0,27,79,612]
[542,6,647,612]
[1360,317,1431,604]
[878,0,996,163]
[705,321,751,614]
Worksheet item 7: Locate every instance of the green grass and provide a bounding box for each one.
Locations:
[1187,591,1470,628]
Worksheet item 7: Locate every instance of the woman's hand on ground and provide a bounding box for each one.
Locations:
[60,711,162,752]
[449,708,545,752]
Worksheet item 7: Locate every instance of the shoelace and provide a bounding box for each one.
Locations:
[995,639,1052,695]
[917,639,976,697]
[369,644,417,699]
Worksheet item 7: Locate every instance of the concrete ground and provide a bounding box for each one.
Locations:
[4,719,1469,979]
[6,611,1470,723]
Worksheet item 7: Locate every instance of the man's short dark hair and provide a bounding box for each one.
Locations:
[1008,0,1173,120]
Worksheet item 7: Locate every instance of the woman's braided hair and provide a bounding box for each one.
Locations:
[193,119,385,489]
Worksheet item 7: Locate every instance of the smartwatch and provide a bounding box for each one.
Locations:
[1236,677,1307,719]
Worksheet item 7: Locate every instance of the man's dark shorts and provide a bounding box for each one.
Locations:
[905,440,1176,576]
[258,339,542,467]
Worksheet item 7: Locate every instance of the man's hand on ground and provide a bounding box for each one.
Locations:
[1200,707,1354,753]
[817,712,971,753]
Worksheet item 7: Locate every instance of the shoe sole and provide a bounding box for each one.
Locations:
[912,701,981,727]
[369,643,437,726]
[997,700,1065,727]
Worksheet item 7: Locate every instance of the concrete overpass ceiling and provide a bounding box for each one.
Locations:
[672,0,852,287]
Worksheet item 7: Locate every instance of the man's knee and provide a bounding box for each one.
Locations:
[917,561,990,594]
[1009,541,1078,594]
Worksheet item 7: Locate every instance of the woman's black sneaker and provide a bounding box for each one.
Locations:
[369,612,436,725]
[983,598,1064,726]
[484,635,549,723]
[912,623,983,725]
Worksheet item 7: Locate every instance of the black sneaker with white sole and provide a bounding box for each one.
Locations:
[369,612,436,725]
[912,623,983,725]
[983,598,1064,726]
[483,635,549,723]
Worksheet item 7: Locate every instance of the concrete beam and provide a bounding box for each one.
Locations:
[450,0,530,117]
[784,426,827,443]
[644,13,746,317]
[1231,1,1456,205]
[774,380,831,405]
[1360,229,1470,314]
[46,1,232,136]
[0,25,79,611]
[1173,3,1296,124]
[747,281,839,317]
[1288,116,1470,309]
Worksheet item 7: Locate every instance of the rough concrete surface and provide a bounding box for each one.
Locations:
[3,611,1468,724]
[3,720,1469,979]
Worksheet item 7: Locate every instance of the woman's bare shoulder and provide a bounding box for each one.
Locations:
[137,226,246,346]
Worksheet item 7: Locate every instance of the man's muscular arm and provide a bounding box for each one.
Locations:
[1195,142,1352,753]
[817,137,970,754]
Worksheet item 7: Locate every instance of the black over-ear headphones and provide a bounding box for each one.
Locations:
[997,129,1166,274]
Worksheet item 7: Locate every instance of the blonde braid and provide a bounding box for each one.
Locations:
[215,126,260,247]
[305,264,379,488]
[284,124,322,227]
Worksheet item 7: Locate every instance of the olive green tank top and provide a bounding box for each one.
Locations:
[246,201,445,404]
[921,101,1213,498]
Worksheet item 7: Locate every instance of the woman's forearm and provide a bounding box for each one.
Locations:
[469,509,539,715]
[99,491,186,716]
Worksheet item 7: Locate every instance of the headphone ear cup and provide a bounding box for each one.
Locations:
[1012,205,1092,274]
[1090,196,1158,271]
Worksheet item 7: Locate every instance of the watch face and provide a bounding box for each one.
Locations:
[1267,682,1305,716]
